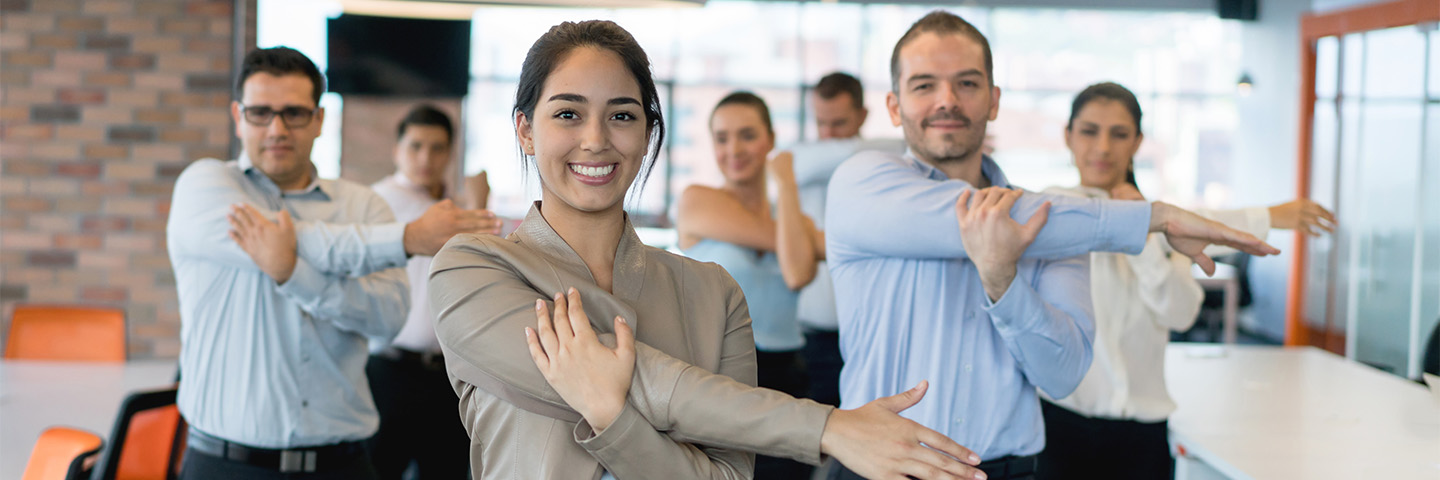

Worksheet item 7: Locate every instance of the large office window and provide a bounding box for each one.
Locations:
[463,2,1243,224]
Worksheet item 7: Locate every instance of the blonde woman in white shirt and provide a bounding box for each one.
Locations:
[1036,82,1335,480]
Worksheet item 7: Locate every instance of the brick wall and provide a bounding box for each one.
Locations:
[0,0,257,358]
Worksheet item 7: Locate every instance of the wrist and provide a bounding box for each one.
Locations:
[402,222,418,256]
[584,398,626,433]
[976,261,1016,302]
[1149,202,1172,234]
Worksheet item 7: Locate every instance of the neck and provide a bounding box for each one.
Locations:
[537,193,625,293]
[1080,176,1123,192]
[918,151,988,188]
[723,175,768,215]
[403,172,445,200]
[270,169,312,191]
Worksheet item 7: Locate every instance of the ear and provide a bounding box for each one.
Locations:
[310,106,325,135]
[1128,131,1145,158]
[1063,125,1075,153]
[515,110,534,155]
[885,91,901,127]
[987,86,1001,121]
[231,101,244,138]
[857,107,869,127]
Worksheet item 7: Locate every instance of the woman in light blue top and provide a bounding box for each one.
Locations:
[676,91,825,480]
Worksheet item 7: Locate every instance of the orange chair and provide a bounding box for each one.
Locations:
[5,305,126,362]
[90,387,187,480]
[21,427,104,480]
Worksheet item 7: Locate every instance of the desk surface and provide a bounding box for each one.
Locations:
[0,359,177,479]
[1166,344,1440,479]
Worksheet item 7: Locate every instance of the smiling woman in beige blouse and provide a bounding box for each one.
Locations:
[429,20,985,480]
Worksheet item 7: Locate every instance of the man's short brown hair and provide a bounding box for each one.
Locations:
[889,11,993,92]
[815,72,864,110]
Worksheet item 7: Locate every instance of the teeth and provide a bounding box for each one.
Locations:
[569,164,615,178]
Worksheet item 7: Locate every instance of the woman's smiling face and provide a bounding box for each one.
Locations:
[517,46,650,215]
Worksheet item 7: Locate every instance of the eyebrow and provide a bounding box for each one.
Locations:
[546,93,642,107]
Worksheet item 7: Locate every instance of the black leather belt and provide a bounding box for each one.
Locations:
[185,428,366,473]
[374,346,446,371]
[978,454,1038,479]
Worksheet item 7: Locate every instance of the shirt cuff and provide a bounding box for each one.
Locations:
[369,223,408,267]
[982,273,1043,334]
[1095,200,1151,255]
[574,403,644,456]
[276,257,327,302]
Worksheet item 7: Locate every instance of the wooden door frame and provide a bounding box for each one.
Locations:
[1288,0,1440,349]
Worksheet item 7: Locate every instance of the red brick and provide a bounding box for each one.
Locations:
[108,17,157,35]
[3,160,49,176]
[82,34,130,51]
[131,35,181,54]
[54,50,106,70]
[5,87,54,104]
[81,180,128,195]
[83,71,130,87]
[109,90,158,107]
[83,144,127,159]
[28,214,78,232]
[78,251,127,269]
[3,231,51,248]
[30,0,80,13]
[58,87,105,104]
[132,218,166,233]
[31,142,81,160]
[159,127,204,143]
[131,253,170,270]
[55,16,103,33]
[136,108,180,124]
[4,124,54,140]
[33,70,83,87]
[3,50,52,67]
[0,106,27,121]
[185,1,230,16]
[55,196,100,214]
[102,198,148,215]
[81,216,130,231]
[185,38,229,54]
[105,232,156,251]
[132,180,172,197]
[133,145,183,162]
[160,18,205,35]
[32,33,78,49]
[0,178,22,194]
[0,68,29,86]
[82,106,131,123]
[82,0,130,15]
[104,162,153,179]
[208,19,231,37]
[81,286,127,302]
[54,233,102,249]
[134,1,178,15]
[109,53,155,70]
[55,125,104,141]
[0,31,31,51]
[134,72,183,90]
[186,147,228,161]
[4,197,50,213]
[57,161,102,178]
[29,178,79,196]
[3,13,57,32]
[27,250,76,267]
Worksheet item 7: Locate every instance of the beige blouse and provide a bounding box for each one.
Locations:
[430,203,833,479]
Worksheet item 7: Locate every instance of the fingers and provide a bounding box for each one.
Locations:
[613,316,635,360]
[1191,253,1217,276]
[566,287,593,341]
[229,204,254,231]
[897,459,965,480]
[955,190,972,218]
[534,299,560,357]
[915,428,982,467]
[1227,229,1280,256]
[551,292,574,341]
[874,380,928,414]
[228,230,245,249]
[276,210,294,232]
[1021,201,1050,241]
[524,327,550,371]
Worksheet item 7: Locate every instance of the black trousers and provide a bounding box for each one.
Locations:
[366,353,471,480]
[755,349,814,480]
[802,328,844,408]
[178,447,380,480]
[1037,399,1174,480]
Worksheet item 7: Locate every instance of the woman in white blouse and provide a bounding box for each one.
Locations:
[1036,82,1335,479]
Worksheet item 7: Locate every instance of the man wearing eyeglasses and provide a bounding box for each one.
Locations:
[166,46,498,480]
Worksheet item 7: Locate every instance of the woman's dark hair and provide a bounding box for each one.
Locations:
[513,20,665,197]
[1068,82,1143,189]
[396,104,454,145]
[711,91,774,138]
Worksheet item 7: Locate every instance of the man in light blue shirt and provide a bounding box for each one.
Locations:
[167,47,495,480]
[825,12,1278,480]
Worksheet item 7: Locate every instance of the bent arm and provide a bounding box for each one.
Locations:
[825,152,1150,263]
[676,186,777,252]
[430,239,832,465]
[984,255,1096,399]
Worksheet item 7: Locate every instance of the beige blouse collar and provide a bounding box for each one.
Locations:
[516,201,649,304]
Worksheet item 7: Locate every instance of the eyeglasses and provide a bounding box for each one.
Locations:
[239,104,318,128]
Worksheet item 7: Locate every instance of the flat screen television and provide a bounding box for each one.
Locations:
[326,14,471,97]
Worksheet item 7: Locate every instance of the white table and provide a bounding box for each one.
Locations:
[0,359,178,479]
[1166,344,1440,479]
[1192,263,1240,344]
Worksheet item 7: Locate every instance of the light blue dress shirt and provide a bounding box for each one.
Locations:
[167,156,410,448]
[825,150,1151,460]
[684,239,804,352]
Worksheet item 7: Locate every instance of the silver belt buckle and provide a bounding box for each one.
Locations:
[279,450,317,473]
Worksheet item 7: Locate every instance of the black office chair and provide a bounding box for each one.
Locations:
[89,387,187,480]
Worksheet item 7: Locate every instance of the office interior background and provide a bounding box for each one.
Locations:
[0,0,1435,427]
